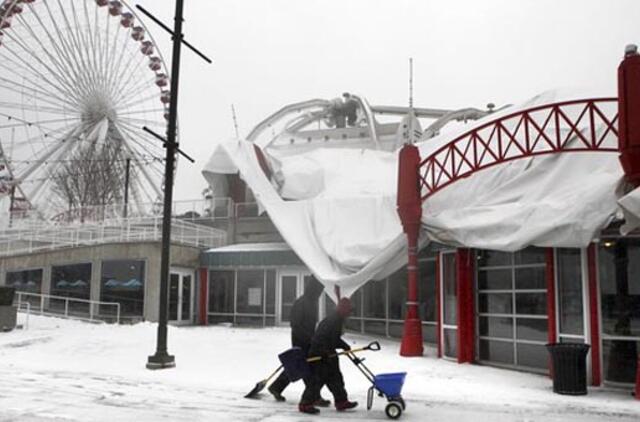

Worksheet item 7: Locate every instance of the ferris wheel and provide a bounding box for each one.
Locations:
[0,0,172,222]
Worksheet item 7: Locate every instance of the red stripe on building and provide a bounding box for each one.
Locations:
[456,248,474,363]
[199,267,208,326]
[587,244,601,386]
[436,251,442,358]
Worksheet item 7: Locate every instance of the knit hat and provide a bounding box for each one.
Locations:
[336,298,353,317]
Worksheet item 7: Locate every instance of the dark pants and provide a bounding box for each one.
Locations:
[300,355,347,405]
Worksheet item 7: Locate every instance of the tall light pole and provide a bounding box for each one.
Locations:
[141,0,211,370]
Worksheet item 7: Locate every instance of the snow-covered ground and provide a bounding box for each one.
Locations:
[0,315,638,422]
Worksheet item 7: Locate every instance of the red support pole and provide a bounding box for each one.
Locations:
[587,244,601,386]
[397,144,423,356]
[618,44,640,397]
[456,248,474,363]
[198,268,208,326]
[618,44,640,186]
[545,248,557,378]
[436,251,442,358]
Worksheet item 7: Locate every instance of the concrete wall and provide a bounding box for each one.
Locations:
[0,242,200,322]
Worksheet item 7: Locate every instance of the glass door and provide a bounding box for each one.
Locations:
[441,252,458,359]
[278,271,314,325]
[169,269,194,324]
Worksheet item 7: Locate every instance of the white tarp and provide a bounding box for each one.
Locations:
[203,89,638,298]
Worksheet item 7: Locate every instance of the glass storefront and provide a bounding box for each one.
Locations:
[344,251,438,345]
[5,269,43,309]
[6,269,42,294]
[477,248,549,372]
[208,269,277,326]
[100,260,145,318]
[51,263,92,315]
[599,239,640,384]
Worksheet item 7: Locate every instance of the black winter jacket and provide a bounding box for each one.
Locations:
[308,313,350,357]
[290,293,319,349]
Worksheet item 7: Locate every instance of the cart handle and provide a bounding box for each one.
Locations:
[307,341,381,362]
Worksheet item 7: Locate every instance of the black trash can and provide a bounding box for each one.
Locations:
[0,287,15,306]
[546,343,591,395]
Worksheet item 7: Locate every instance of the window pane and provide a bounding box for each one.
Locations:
[516,317,548,342]
[442,253,457,325]
[514,267,545,290]
[514,247,546,265]
[6,269,43,294]
[363,320,386,336]
[478,269,511,290]
[363,280,386,318]
[515,293,546,315]
[599,239,640,337]
[443,327,457,358]
[388,268,407,320]
[477,250,511,267]
[209,270,234,314]
[169,274,180,320]
[479,316,513,339]
[101,260,145,317]
[418,259,436,322]
[557,248,584,336]
[422,324,437,345]
[182,275,192,321]
[516,343,548,370]
[266,270,276,315]
[478,293,512,314]
[236,270,264,314]
[479,339,513,364]
[51,263,91,315]
[603,339,640,383]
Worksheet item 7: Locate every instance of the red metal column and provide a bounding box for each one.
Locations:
[397,144,423,356]
[545,248,557,377]
[618,44,640,186]
[198,268,208,326]
[436,251,443,358]
[587,244,602,386]
[618,44,640,397]
[545,249,557,343]
[456,248,474,363]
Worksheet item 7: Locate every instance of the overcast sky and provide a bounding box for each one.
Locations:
[134,0,640,202]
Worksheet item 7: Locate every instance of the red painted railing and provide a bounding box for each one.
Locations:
[419,98,619,200]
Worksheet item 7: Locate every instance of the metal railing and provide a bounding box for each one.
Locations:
[0,215,227,257]
[15,292,121,324]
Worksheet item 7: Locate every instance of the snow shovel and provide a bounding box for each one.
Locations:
[244,341,381,398]
[244,364,284,398]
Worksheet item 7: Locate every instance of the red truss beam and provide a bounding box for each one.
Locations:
[419,98,619,201]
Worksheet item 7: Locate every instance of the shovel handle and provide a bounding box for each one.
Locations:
[307,341,381,362]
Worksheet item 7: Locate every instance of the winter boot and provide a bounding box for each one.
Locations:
[335,400,358,411]
[313,397,331,407]
[298,403,320,414]
[267,385,285,402]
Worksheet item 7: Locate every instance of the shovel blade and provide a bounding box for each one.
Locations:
[245,379,267,399]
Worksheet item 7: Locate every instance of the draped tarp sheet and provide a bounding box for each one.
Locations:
[202,90,636,298]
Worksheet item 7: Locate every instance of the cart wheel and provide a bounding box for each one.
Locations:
[398,397,406,410]
[385,402,403,419]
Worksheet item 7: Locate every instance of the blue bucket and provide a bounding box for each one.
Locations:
[374,372,407,397]
[278,347,310,382]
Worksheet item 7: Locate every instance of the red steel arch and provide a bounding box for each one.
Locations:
[418,98,619,201]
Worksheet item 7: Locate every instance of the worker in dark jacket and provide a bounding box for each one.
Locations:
[298,297,358,414]
[268,277,329,406]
